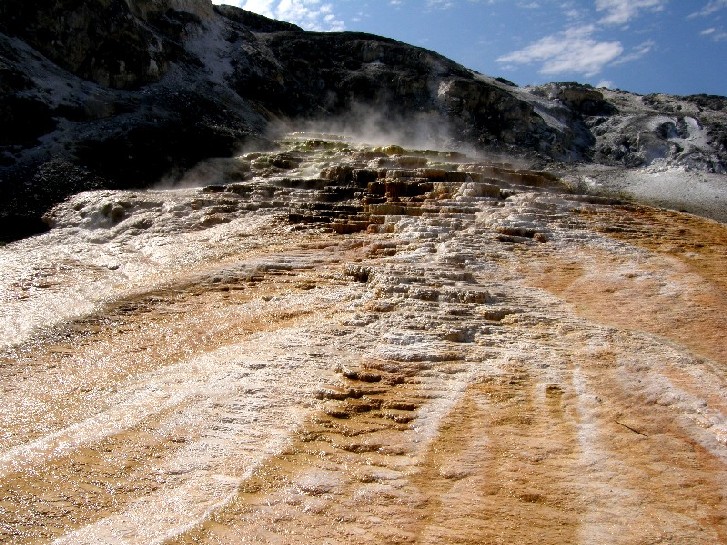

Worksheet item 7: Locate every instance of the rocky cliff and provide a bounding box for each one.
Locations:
[1,0,726,241]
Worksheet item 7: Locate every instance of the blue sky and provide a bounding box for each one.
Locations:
[211,0,727,96]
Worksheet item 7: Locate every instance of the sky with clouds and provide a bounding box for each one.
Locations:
[211,0,727,95]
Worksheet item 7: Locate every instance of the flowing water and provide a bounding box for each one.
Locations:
[1,135,726,544]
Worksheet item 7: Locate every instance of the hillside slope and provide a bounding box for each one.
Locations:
[0,0,725,240]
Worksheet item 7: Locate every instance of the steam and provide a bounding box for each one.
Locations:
[153,101,536,190]
[155,157,252,189]
[266,102,464,151]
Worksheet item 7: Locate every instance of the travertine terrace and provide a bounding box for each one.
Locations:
[1,135,726,544]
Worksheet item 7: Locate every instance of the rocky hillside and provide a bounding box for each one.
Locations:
[1,0,726,241]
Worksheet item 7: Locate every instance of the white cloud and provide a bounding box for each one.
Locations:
[611,40,655,65]
[701,27,727,40]
[496,0,664,77]
[595,0,667,26]
[689,0,727,18]
[428,0,455,8]
[691,4,727,38]
[496,25,624,77]
[596,80,615,88]
[212,0,344,31]
[563,8,582,19]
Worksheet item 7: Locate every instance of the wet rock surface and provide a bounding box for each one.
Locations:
[1,136,726,544]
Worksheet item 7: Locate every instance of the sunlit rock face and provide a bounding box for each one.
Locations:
[1,135,726,544]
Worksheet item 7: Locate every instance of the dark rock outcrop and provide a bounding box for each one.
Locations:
[0,0,725,241]
[534,82,617,117]
[0,0,225,88]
